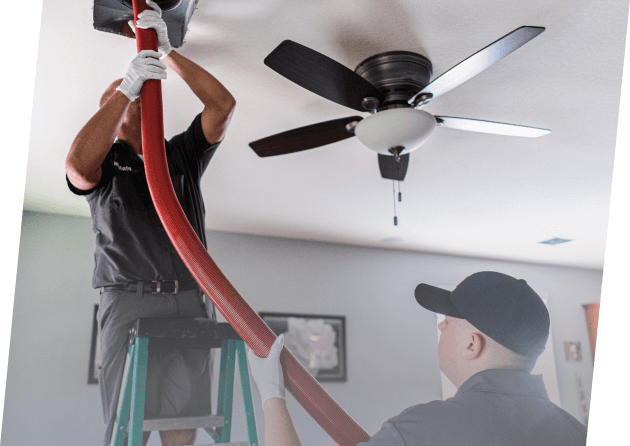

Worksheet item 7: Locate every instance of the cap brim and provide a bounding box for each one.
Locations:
[415,284,464,318]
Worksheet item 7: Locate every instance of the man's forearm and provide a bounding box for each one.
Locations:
[263,398,304,446]
[66,90,131,190]
[164,50,234,110]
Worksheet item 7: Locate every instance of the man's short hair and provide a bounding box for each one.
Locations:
[456,317,541,372]
[486,333,541,372]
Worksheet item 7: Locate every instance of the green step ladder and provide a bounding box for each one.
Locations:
[111,318,259,446]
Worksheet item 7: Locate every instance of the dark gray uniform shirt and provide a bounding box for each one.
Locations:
[67,113,218,288]
[361,369,587,446]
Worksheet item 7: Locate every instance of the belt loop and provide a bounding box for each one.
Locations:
[136,281,144,299]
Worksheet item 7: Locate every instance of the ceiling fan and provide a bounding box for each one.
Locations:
[249,26,550,182]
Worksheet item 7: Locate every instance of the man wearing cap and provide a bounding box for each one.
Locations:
[247,271,588,446]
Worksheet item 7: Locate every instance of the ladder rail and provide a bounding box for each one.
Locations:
[236,341,259,446]
[129,337,149,446]
[112,344,136,446]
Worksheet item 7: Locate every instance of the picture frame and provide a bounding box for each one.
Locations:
[259,312,346,382]
[88,304,100,384]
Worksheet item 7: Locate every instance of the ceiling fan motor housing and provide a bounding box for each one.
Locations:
[355,51,433,110]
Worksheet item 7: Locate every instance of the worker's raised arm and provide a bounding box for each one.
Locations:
[65,50,167,191]
[164,51,236,145]
[134,0,236,145]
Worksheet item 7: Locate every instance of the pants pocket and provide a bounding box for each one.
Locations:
[98,291,122,332]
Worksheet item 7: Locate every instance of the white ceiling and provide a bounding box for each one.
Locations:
[24,0,629,270]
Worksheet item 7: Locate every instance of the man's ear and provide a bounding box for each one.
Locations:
[463,332,485,360]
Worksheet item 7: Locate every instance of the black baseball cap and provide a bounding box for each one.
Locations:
[415,271,550,357]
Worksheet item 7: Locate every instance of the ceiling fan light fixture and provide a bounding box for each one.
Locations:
[354,108,436,155]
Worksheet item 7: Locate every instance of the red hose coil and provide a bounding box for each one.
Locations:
[130,2,371,445]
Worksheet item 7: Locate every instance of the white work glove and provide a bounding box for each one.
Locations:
[247,334,286,406]
[116,50,167,102]
[128,0,173,58]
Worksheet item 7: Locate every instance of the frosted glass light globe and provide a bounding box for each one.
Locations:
[354,108,436,155]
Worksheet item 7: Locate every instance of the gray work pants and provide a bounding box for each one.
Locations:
[97,287,214,446]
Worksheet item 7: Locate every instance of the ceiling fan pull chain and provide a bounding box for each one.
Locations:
[392,180,398,226]
[398,180,402,202]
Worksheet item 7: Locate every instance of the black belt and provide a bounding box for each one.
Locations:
[103,280,199,296]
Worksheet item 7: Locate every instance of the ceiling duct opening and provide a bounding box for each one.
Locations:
[117,0,182,11]
[93,0,199,48]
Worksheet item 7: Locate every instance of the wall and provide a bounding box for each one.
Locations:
[2,211,601,445]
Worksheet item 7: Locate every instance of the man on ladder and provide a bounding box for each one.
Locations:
[65,1,236,444]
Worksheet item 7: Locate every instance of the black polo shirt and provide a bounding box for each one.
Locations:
[67,113,219,288]
[360,368,587,446]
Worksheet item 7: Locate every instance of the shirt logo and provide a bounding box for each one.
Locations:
[114,161,133,172]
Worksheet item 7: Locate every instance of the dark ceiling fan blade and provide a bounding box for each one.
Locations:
[378,154,410,181]
[264,40,385,112]
[249,116,363,157]
[409,26,545,105]
[435,116,550,137]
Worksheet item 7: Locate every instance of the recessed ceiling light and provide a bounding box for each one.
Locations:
[540,238,572,245]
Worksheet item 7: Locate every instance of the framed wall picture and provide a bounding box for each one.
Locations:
[259,312,347,382]
[88,304,100,384]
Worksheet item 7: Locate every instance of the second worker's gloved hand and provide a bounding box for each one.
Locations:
[129,0,173,58]
[117,50,167,102]
[247,334,286,406]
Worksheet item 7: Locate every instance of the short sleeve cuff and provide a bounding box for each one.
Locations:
[66,174,99,196]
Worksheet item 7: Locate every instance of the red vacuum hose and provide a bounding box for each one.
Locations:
[130,2,371,445]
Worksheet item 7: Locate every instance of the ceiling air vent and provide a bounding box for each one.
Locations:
[93,0,199,48]
[117,0,182,11]
[540,238,572,245]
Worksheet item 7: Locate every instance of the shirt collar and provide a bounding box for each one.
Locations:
[115,138,170,161]
[455,368,549,400]
[115,139,143,163]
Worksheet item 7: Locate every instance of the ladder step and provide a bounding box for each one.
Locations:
[197,443,250,446]
[142,415,224,431]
